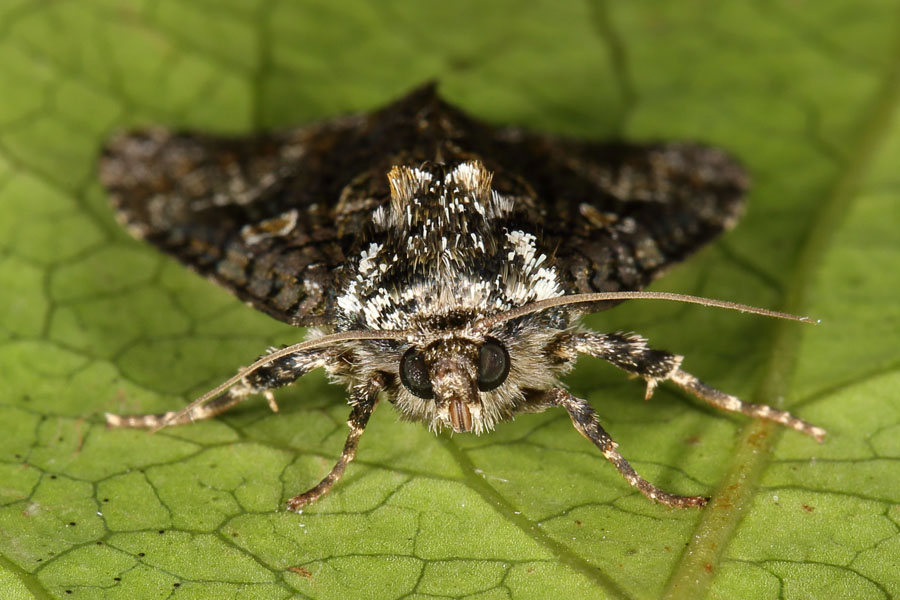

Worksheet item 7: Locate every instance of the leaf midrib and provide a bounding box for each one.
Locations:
[662,9,900,599]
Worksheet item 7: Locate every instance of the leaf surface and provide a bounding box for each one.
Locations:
[0,1,898,599]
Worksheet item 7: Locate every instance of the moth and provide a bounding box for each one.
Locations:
[100,84,824,511]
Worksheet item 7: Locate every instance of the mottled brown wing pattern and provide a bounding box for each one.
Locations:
[98,87,473,326]
[100,123,364,326]
[360,85,749,300]
[100,85,748,325]
[480,135,749,299]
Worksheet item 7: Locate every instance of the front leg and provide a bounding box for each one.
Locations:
[546,388,707,507]
[106,348,331,429]
[286,373,385,511]
[568,332,825,441]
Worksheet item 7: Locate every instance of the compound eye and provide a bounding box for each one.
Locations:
[400,347,434,399]
[478,338,510,392]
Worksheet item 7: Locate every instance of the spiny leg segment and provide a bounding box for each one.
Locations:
[104,342,383,511]
[569,332,825,441]
[541,331,826,507]
[668,369,826,441]
[546,388,707,508]
[105,393,247,428]
[286,374,384,511]
[105,348,329,429]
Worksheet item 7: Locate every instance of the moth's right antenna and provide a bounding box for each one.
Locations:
[474,291,818,332]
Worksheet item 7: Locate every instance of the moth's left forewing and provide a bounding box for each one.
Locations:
[98,119,373,326]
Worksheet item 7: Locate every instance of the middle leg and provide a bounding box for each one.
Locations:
[286,373,386,511]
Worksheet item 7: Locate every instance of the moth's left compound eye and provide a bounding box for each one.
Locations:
[478,338,510,392]
[400,348,434,399]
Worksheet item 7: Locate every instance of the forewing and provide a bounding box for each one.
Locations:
[100,85,749,323]
[99,122,365,326]
[486,135,749,297]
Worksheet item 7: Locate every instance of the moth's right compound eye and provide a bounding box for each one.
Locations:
[400,348,434,399]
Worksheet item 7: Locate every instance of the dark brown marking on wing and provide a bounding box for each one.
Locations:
[100,84,747,324]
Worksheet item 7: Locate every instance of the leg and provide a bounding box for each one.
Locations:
[106,348,329,429]
[668,369,826,441]
[569,332,826,441]
[547,388,707,507]
[106,393,246,428]
[286,374,384,511]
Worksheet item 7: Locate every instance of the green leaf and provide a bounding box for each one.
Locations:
[1,1,898,599]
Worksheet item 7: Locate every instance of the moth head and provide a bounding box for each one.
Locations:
[399,336,511,433]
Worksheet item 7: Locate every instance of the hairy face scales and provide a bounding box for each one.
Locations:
[397,336,513,432]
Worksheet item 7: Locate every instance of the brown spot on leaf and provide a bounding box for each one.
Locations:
[288,566,313,578]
